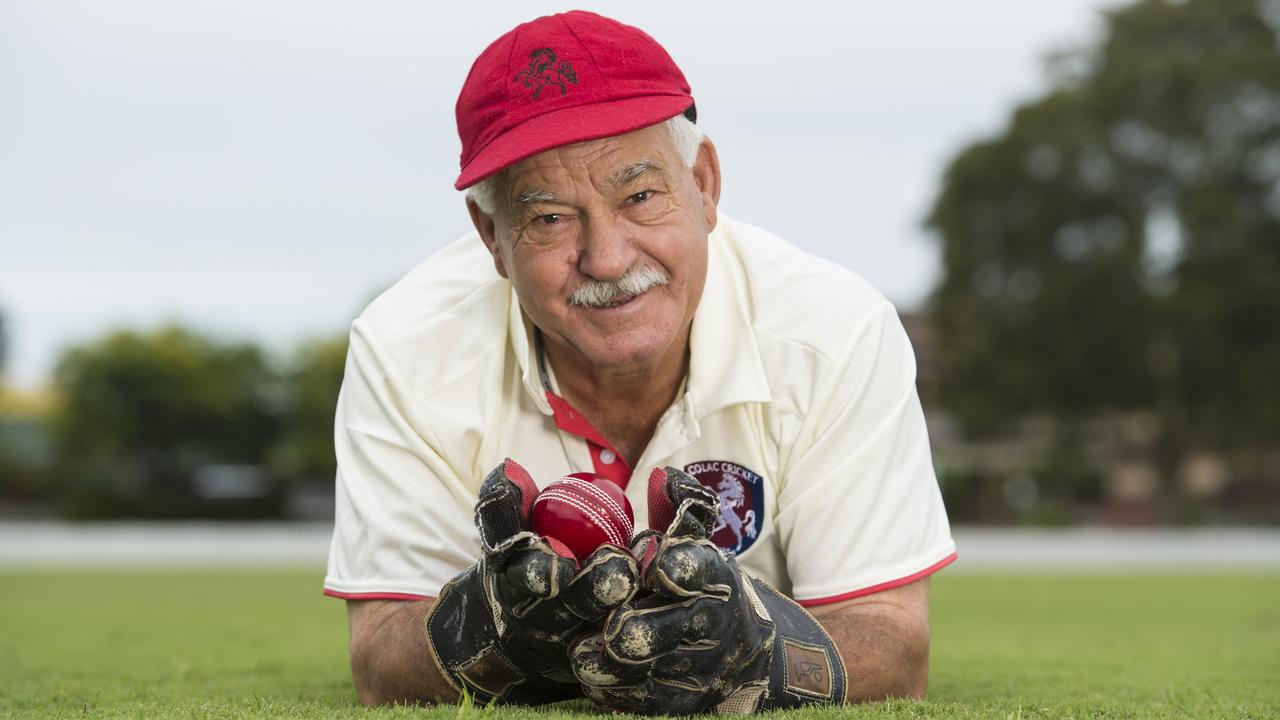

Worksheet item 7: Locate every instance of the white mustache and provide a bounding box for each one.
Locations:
[568,265,669,307]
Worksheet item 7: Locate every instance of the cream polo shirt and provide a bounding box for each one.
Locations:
[324,214,956,606]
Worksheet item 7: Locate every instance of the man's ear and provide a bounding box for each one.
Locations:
[467,196,509,279]
[690,137,721,232]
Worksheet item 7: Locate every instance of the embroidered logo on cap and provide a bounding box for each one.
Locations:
[514,48,579,99]
[683,460,765,555]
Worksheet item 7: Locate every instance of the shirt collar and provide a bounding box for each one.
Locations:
[509,288,555,415]
[509,215,772,419]
[686,217,772,418]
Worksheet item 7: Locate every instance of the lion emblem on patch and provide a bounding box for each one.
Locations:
[514,48,578,99]
[683,460,765,555]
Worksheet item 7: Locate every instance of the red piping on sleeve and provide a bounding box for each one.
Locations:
[796,551,958,607]
[323,588,431,601]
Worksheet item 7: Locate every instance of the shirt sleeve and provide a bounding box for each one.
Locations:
[323,319,479,600]
[775,301,956,605]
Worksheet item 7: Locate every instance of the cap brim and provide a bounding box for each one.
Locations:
[455,94,694,190]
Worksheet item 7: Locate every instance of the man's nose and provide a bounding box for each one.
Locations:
[577,216,639,281]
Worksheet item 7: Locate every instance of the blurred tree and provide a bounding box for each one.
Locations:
[52,326,283,482]
[270,336,348,480]
[0,308,8,380]
[927,0,1280,462]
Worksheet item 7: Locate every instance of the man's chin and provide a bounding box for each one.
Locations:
[574,332,673,369]
[581,345,665,369]
[550,296,686,370]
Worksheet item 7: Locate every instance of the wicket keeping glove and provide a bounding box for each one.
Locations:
[425,458,639,705]
[569,467,847,715]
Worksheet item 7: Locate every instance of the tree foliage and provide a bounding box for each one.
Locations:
[52,326,283,470]
[270,336,348,479]
[928,0,1280,452]
[0,308,8,379]
[47,326,350,517]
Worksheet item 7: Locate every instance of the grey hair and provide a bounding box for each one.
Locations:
[467,113,703,216]
[568,264,669,307]
[664,113,702,169]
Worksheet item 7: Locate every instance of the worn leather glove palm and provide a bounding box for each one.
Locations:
[425,459,640,705]
[570,467,847,715]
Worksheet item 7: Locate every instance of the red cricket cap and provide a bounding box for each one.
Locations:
[454,10,695,190]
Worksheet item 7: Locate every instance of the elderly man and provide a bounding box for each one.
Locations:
[323,10,955,714]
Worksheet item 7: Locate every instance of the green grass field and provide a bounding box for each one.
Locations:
[1,570,1276,719]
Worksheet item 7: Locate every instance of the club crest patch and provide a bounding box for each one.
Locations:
[682,460,765,555]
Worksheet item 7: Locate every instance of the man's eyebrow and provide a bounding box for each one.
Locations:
[515,189,561,205]
[609,159,668,188]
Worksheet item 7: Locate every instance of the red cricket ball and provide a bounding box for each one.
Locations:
[531,472,634,562]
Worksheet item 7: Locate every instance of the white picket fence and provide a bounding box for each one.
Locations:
[0,522,1277,569]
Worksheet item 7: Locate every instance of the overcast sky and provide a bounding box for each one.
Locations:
[0,0,1125,390]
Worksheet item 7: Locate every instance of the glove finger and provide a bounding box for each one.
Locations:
[560,545,640,621]
[602,593,723,664]
[570,632,655,689]
[646,466,718,538]
[575,633,715,717]
[644,536,736,600]
[583,680,705,717]
[475,458,540,552]
[502,540,579,600]
[648,644,725,693]
[506,593,582,638]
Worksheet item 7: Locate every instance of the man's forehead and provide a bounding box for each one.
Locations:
[505,125,677,193]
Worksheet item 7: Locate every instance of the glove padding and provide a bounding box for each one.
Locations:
[425,459,640,705]
[570,467,847,715]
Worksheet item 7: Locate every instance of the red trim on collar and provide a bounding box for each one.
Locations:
[545,391,632,488]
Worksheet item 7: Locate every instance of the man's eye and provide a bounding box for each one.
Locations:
[538,214,562,224]
[627,190,653,204]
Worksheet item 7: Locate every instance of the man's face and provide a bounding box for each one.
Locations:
[471,123,720,372]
